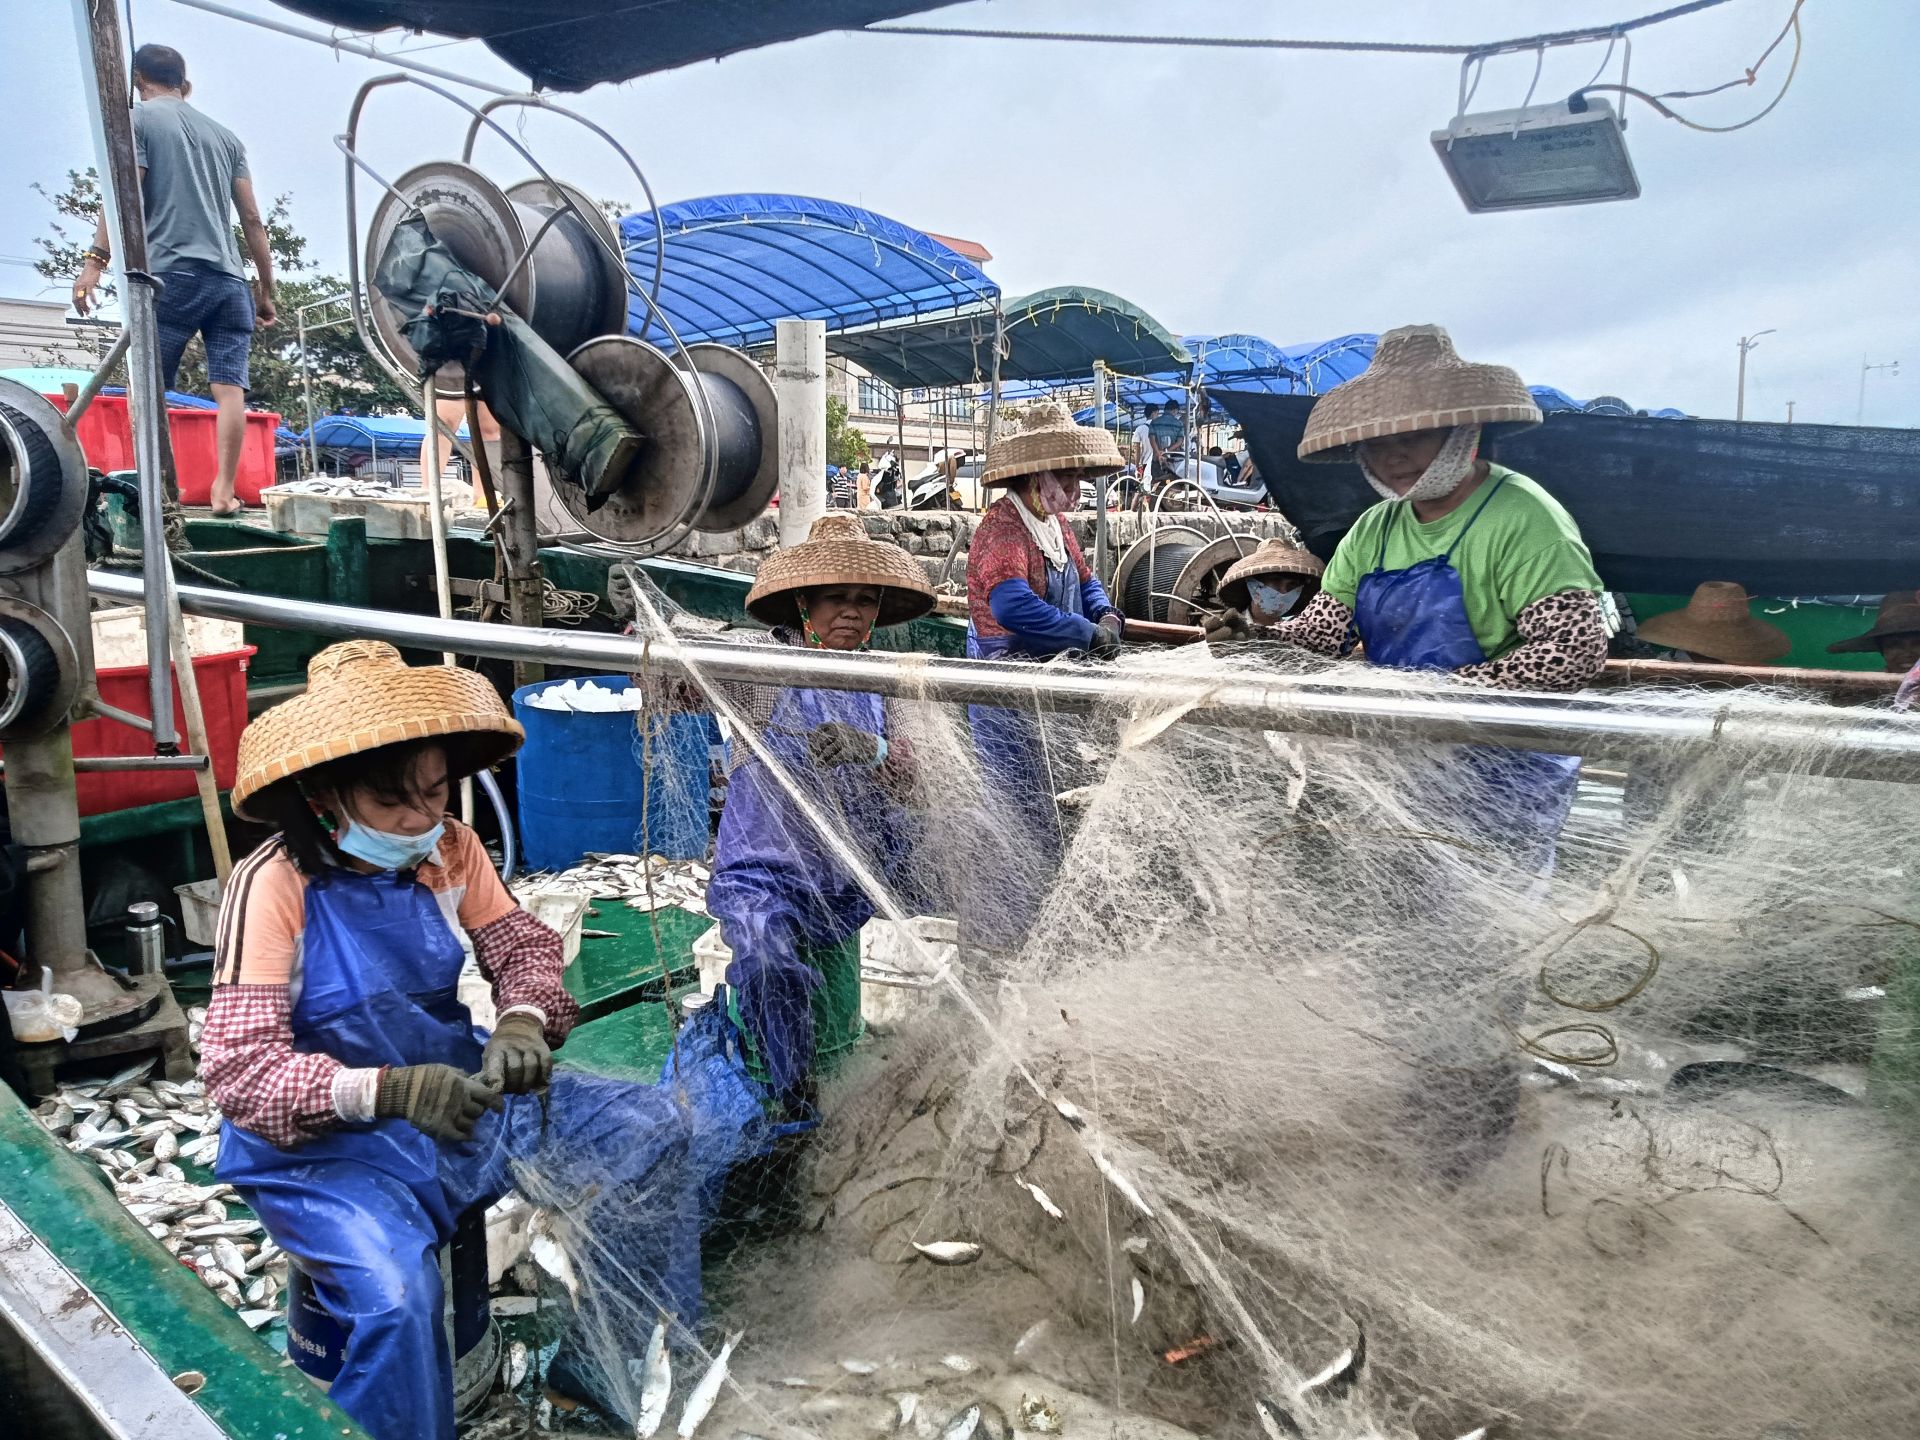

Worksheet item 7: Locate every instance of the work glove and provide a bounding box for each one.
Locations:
[1088,614,1124,662]
[1898,657,1920,713]
[808,720,882,769]
[374,1063,503,1143]
[1202,608,1251,644]
[481,1012,553,1095]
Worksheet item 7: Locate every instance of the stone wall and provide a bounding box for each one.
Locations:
[670,508,1303,587]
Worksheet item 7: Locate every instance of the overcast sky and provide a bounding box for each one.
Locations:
[4,0,1914,426]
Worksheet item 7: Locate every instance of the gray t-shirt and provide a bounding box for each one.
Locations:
[131,98,249,278]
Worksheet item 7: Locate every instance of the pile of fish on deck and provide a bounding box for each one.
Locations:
[29,1037,289,1330]
[510,853,712,916]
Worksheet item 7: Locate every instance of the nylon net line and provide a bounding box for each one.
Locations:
[490,612,1920,1440]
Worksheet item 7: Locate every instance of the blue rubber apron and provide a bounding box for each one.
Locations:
[218,862,700,1440]
[965,555,1086,946]
[1352,477,1581,872]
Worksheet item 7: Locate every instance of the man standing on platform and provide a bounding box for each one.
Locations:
[72,43,276,517]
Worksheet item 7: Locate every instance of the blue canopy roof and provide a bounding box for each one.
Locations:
[621,195,998,351]
[300,414,466,453]
[1532,385,1687,420]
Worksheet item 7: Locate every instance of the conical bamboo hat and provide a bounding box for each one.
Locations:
[232,640,522,819]
[1299,325,1540,462]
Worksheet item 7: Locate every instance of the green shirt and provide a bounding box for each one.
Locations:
[1321,465,1602,662]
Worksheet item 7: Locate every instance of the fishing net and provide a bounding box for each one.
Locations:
[499,617,1920,1440]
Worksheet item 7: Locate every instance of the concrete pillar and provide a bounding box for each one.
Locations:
[774,319,827,547]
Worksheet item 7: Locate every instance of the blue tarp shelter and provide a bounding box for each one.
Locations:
[1532,385,1687,420]
[838,286,1191,391]
[620,195,998,351]
[300,414,465,453]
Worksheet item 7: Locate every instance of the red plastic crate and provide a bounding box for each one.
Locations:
[41,391,280,505]
[63,648,255,816]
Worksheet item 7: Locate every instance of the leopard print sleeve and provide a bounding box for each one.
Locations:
[1258,590,1354,657]
[1454,589,1609,692]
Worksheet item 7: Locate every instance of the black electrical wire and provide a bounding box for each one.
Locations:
[1575,0,1805,133]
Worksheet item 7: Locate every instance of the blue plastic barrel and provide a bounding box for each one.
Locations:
[512,675,710,871]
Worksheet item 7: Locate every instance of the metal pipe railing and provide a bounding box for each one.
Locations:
[88,570,1920,783]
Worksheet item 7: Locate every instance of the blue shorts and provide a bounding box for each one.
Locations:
[154,264,255,390]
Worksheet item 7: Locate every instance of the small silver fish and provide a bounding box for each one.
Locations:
[1255,1399,1300,1440]
[1294,1325,1365,1401]
[1050,1098,1086,1131]
[840,1359,879,1375]
[939,1404,981,1440]
[1091,1152,1153,1219]
[1120,1236,1149,1255]
[212,1238,250,1282]
[893,1394,921,1430]
[635,1315,672,1438]
[1012,1320,1049,1358]
[1450,1429,1489,1440]
[112,1099,143,1127]
[776,1378,816,1389]
[1016,1396,1060,1435]
[1013,1178,1063,1221]
[940,1355,976,1374]
[1129,1277,1144,1326]
[675,1329,741,1439]
[912,1241,982,1266]
[152,1130,180,1163]
[504,1339,529,1390]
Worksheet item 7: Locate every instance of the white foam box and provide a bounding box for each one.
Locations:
[91,607,244,669]
[262,486,465,541]
[690,917,959,1027]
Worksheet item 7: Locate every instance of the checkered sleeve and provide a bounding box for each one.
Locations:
[198,984,348,1149]
[472,907,580,1046]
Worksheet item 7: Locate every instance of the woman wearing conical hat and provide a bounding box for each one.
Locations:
[201,641,698,1439]
[963,402,1127,945]
[1232,325,1611,870]
[674,514,934,1142]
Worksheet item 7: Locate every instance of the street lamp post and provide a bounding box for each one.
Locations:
[1857,357,1900,425]
[1735,329,1775,422]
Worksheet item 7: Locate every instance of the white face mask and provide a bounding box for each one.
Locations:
[1357,424,1483,504]
[1246,578,1302,620]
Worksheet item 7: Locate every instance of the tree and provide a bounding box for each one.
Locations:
[825,395,870,469]
[33,168,414,425]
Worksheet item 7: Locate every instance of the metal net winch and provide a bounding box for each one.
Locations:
[344,81,778,552]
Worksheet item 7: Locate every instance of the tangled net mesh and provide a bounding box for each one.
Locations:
[509,617,1920,1440]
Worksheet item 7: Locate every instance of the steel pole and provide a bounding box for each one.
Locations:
[299,308,319,474]
[1736,339,1748,423]
[493,428,545,689]
[774,319,827,546]
[86,571,1920,784]
[70,0,176,750]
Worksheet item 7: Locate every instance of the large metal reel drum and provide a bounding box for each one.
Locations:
[676,343,779,533]
[364,162,627,396]
[1112,526,1205,624]
[1161,534,1261,627]
[0,380,85,739]
[563,338,780,547]
[565,335,705,543]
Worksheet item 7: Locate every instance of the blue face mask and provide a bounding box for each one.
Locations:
[1247,578,1302,620]
[336,817,445,871]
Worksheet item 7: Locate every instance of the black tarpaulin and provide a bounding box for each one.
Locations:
[271,1,951,91]
[1219,392,1920,598]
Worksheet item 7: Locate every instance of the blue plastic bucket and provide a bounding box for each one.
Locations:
[512,675,710,871]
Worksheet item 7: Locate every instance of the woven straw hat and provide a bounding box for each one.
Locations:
[1826,590,1920,654]
[1298,325,1541,462]
[1216,536,1327,611]
[1636,582,1791,664]
[745,513,935,629]
[983,401,1124,486]
[232,640,523,819]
